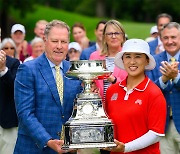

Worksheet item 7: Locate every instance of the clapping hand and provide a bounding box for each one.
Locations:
[160,61,179,83]
[0,50,6,71]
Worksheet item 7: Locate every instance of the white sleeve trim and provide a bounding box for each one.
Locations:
[0,67,8,77]
[151,130,165,136]
[124,130,163,153]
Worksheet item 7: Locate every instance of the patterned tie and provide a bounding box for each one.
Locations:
[170,57,176,64]
[169,57,176,82]
[170,57,176,83]
[55,66,63,104]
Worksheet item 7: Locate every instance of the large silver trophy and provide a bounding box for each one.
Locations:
[62,60,116,149]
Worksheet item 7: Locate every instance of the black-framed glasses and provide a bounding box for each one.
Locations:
[3,47,15,50]
[105,32,123,37]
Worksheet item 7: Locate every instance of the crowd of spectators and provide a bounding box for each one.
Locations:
[0,12,180,154]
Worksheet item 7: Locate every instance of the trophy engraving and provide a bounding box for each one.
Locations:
[62,60,116,149]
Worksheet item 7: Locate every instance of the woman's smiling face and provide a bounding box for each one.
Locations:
[122,52,149,77]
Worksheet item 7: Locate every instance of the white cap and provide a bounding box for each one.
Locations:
[11,24,26,34]
[68,42,82,52]
[150,26,158,34]
[115,39,156,70]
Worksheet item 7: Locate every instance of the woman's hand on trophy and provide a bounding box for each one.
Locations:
[103,139,125,152]
[91,82,100,93]
[107,75,117,84]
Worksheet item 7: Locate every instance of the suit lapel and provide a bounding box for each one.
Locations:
[62,60,70,75]
[178,55,180,70]
[38,53,61,109]
[160,51,168,60]
[155,38,158,47]
[62,60,70,110]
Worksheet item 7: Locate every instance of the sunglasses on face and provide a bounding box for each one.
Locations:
[3,47,15,50]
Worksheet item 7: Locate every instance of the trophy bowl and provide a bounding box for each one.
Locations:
[66,60,112,99]
[66,60,111,80]
[62,60,116,149]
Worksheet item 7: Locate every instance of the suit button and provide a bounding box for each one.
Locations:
[169,91,172,94]
[62,115,64,118]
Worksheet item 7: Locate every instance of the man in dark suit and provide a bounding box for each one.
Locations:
[147,22,180,154]
[14,20,82,153]
[0,50,20,154]
[148,13,172,55]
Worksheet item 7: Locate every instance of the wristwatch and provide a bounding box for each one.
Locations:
[112,76,117,84]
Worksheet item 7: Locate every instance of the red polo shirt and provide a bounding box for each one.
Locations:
[105,76,166,154]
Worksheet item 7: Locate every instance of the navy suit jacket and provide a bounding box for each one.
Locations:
[0,56,20,128]
[80,44,97,60]
[148,38,158,55]
[147,51,180,133]
[14,53,82,153]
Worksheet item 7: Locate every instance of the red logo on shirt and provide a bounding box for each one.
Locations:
[135,99,142,105]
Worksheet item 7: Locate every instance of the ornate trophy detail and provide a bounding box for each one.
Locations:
[62,60,116,149]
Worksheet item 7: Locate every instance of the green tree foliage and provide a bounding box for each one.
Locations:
[51,0,180,22]
[1,0,179,39]
[0,0,35,38]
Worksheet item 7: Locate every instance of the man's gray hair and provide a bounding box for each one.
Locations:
[44,20,70,39]
[160,22,180,37]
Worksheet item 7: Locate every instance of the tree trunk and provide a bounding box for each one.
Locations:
[96,0,106,17]
[0,9,9,40]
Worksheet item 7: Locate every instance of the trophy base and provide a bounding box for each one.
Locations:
[62,118,115,150]
[62,142,116,150]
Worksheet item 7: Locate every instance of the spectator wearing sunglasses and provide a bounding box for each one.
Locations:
[0,38,17,58]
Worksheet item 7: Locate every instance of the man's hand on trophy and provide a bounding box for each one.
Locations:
[47,139,67,153]
[103,139,125,152]
[59,149,77,154]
